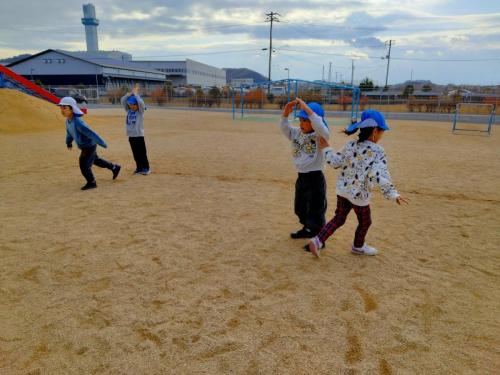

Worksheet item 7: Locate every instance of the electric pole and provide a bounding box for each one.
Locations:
[322,65,325,81]
[328,62,332,82]
[384,40,395,89]
[265,11,280,94]
[351,59,354,86]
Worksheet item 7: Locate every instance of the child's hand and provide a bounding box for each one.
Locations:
[396,195,410,205]
[282,99,297,117]
[318,137,329,149]
[133,83,140,95]
[296,97,306,108]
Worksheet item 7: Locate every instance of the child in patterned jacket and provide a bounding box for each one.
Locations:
[306,109,409,257]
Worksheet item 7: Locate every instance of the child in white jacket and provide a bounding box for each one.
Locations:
[306,109,409,257]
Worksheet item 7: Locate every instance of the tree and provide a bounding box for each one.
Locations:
[208,86,222,107]
[150,86,167,105]
[359,77,374,92]
[402,84,414,98]
[422,84,433,92]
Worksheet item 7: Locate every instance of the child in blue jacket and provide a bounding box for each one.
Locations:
[59,97,121,190]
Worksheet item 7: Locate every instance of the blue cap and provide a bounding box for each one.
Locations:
[127,95,138,105]
[296,102,328,127]
[345,109,390,133]
[297,102,324,119]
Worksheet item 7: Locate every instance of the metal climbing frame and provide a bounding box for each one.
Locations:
[232,78,361,125]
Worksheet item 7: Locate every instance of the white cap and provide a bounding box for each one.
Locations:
[58,96,84,116]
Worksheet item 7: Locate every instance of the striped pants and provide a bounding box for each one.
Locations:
[317,195,372,248]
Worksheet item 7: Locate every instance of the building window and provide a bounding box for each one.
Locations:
[57,59,65,63]
[43,59,53,63]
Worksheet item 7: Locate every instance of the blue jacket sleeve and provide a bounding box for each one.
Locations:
[66,129,73,147]
[76,119,108,148]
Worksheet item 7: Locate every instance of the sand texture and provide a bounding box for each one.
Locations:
[1,93,499,374]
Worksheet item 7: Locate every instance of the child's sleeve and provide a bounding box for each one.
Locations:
[322,143,349,168]
[76,120,108,149]
[120,94,129,112]
[279,117,299,141]
[66,129,73,147]
[310,113,329,140]
[135,94,145,114]
[371,151,399,200]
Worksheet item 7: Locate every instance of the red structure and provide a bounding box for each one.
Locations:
[0,64,60,105]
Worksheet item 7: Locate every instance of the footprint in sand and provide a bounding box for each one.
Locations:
[379,358,393,375]
[199,342,239,359]
[353,285,378,313]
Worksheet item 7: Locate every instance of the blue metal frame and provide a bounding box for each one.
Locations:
[452,103,496,136]
[232,78,361,124]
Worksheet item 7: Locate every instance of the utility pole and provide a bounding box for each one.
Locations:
[265,11,280,94]
[351,59,354,86]
[384,40,395,89]
[322,65,325,81]
[335,71,338,82]
[328,62,332,82]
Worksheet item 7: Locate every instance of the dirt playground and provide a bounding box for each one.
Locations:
[1,89,499,374]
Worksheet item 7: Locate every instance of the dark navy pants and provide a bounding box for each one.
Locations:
[129,136,150,170]
[79,145,114,183]
[294,170,327,234]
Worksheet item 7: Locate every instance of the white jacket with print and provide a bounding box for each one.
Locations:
[323,140,399,206]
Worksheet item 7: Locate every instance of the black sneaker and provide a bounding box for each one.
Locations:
[290,228,313,239]
[112,165,121,180]
[81,181,97,190]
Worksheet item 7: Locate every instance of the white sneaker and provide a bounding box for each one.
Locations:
[351,244,378,256]
[308,236,323,258]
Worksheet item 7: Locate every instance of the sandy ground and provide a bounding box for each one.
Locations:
[1,102,499,374]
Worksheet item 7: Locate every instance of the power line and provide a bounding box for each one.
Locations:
[133,48,263,59]
[275,47,500,63]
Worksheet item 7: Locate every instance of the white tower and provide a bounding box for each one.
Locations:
[81,4,99,52]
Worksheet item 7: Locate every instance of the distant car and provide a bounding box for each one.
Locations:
[71,93,88,114]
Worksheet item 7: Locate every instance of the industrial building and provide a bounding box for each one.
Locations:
[6,49,167,88]
[129,59,226,88]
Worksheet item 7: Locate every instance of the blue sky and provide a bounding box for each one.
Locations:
[1,0,499,85]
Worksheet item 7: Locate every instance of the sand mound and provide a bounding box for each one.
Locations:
[0,88,63,133]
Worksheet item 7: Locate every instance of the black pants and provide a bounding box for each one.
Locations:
[129,137,150,170]
[79,145,114,183]
[294,170,327,234]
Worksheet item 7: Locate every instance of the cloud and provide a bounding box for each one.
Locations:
[0,0,499,84]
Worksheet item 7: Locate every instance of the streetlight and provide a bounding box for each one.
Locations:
[284,67,289,80]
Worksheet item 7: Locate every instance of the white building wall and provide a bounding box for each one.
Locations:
[186,59,226,87]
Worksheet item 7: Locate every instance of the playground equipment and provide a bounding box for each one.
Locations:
[232,78,361,126]
[452,103,496,136]
[0,64,60,105]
